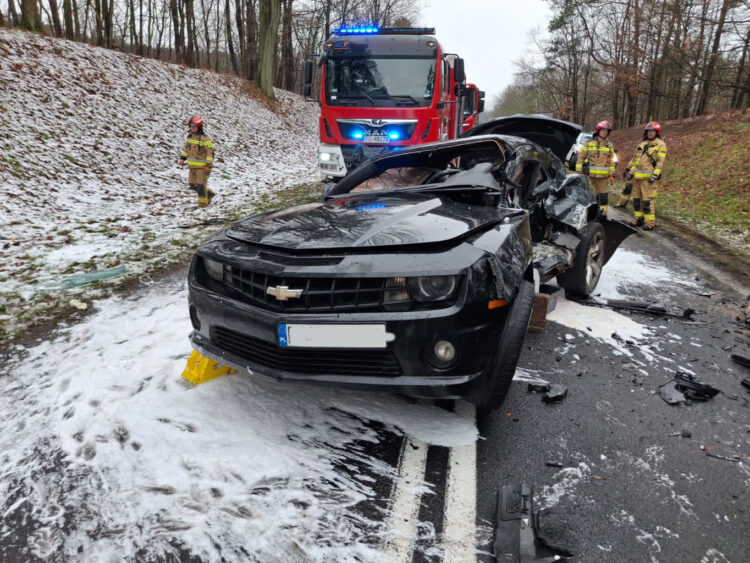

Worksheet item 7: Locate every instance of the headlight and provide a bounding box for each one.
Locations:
[319,152,332,162]
[203,258,224,282]
[408,275,459,302]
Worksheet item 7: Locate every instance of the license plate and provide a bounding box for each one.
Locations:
[278,324,392,348]
[364,134,389,144]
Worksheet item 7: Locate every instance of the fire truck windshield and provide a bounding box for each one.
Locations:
[325,57,436,107]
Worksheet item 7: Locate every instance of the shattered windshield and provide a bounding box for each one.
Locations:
[325,57,436,107]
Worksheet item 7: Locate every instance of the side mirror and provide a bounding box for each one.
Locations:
[303,60,313,97]
[478,99,485,113]
[453,58,465,83]
[436,102,446,110]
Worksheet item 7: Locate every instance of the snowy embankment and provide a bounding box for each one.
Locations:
[0,29,319,340]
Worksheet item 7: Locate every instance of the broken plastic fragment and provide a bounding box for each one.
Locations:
[731,354,750,369]
[674,372,720,401]
[528,382,551,393]
[659,380,685,405]
[494,483,574,562]
[542,384,568,403]
[36,265,128,291]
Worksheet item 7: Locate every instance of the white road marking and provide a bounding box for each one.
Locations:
[385,436,428,562]
[443,400,477,562]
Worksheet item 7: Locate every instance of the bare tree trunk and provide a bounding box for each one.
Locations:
[169,0,182,62]
[47,0,63,35]
[257,0,280,99]
[696,0,730,115]
[20,0,43,30]
[280,0,294,89]
[731,23,750,109]
[7,0,20,26]
[225,0,238,74]
[62,0,73,38]
[246,0,258,79]
[185,0,196,66]
[234,0,246,76]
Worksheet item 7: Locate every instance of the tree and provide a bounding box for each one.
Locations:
[20,0,43,31]
[257,0,280,99]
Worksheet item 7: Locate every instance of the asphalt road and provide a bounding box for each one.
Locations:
[1,215,748,563]
[474,223,750,562]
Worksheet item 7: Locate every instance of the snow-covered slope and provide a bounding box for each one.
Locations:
[0,29,319,339]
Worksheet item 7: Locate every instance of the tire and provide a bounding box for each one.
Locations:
[568,153,577,171]
[557,222,605,298]
[467,280,535,411]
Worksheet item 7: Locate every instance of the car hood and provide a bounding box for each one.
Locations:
[462,114,582,162]
[226,192,519,250]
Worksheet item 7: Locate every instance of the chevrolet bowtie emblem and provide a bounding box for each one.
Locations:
[267,285,304,301]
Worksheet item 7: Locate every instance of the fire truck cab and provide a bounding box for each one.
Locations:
[462,84,486,132]
[305,27,466,178]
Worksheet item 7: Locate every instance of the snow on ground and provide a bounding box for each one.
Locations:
[0,277,477,561]
[0,29,319,338]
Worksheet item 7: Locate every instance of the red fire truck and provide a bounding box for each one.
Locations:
[462,83,486,133]
[303,27,468,178]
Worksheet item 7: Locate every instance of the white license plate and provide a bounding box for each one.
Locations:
[278,324,392,348]
[364,134,389,144]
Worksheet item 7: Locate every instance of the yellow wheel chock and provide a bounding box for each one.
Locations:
[181,350,236,385]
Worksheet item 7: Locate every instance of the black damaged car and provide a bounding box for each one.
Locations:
[187,115,633,409]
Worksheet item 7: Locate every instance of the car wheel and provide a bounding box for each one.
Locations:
[568,153,577,171]
[557,222,605,297]
[467,279,535,411]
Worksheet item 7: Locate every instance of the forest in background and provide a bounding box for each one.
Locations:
[494,0,750,127]
[0,0,420,99]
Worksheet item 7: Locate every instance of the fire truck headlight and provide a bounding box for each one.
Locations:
[319,152,332,162]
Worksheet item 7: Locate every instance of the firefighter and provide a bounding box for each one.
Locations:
[576,120,615,217]
[622,122,667,230]
[179,115,215,207]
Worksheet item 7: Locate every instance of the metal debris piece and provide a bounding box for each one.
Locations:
[528,382,552,393]
[542,384,568,403]
[705,452,741,463]
[741,378,750,391]
[731,354,750,369]
[659,372,720,404]
[494,483,574,562]
[545,461,564,468]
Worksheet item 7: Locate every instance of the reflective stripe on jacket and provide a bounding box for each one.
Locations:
[627,138,666,179]
[575,138,615,176]
[181,133,214,169]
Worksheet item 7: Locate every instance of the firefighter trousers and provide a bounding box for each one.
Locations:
[188,168,214,207]
[588,177,610,216]
[631,179,656,227]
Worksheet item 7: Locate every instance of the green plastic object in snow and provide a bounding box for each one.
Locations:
[37,265,128,291]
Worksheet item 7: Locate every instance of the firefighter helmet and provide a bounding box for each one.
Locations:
[643,121,661,139]
[594,120,612,135]
[188,115,203,129]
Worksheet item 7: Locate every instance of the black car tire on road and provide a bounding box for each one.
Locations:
[557,221,605,297]
[468,279,535,411]
[568,152,577,171]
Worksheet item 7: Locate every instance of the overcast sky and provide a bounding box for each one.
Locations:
[417,0,551,109]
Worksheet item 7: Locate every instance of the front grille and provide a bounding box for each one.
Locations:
[223,267,411,313]
[213,326,401,377]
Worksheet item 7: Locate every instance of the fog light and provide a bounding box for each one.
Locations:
[434,340,455,362]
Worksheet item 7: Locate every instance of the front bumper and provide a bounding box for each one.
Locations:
[188,278,509,399]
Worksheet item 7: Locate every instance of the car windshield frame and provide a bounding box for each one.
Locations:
[325,56,437,107]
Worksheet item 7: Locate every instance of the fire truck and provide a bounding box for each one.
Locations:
[303,27,469,178]
[461,83,486,133]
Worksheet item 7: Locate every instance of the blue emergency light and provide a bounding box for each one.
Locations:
[388,132,400,140]
[335,26,379,35]
[333,27,435,36]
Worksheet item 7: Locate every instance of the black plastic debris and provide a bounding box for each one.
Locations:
[528,382,552,393]
[604,299,696,319]
[543,385,568,403]
[741,378,750,391]
[731,354,750,369]
[659,372,720,404]
[545,461,564,468]
[494,483,574,562]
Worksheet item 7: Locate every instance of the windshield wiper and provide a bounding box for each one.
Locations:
[337,94,377,106]
[390,95,419,106]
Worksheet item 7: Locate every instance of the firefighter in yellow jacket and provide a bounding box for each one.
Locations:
[622,121,667,230]
[576,120,615,216]
[179,115,215,207]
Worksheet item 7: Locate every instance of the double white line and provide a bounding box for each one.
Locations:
[385,401,477,562]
